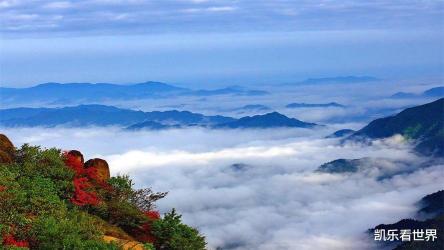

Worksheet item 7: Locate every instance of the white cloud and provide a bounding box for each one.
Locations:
[1,126,442,249]
[207,6,236,12]
[9,13,39,21]
[0,0,22,8]
[1,0,442,35]
[44,1,73,9]
[181,6,236,13]
[187,0,210,3]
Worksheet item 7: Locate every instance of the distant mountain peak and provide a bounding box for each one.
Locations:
[326,129,355,138]
[262,111,285,117]
[388,86,444,99]
[216,111,317,129]
[134,81,181,87]
[1,81,268,105]
[349,98,444,156]
[423,86,444,97]
[36,82,60,86]
[0,104,235,128]
[286,102,345,108]
[300,76,380,84]
[390,92,417,99]
[240,104,270,110]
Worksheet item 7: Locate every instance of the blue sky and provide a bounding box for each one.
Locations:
[0,0,443,87]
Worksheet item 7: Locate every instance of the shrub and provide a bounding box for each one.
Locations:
[107,176,134,202]
[18,176,66,217]
[108,175,167,212]
[143,243,156,250]
[0,141,206,249]
[14,145,74,199]
[103,200,146,228]
[151,209,206,250]
[30,211,117,249]
[2,233,29,248]
[131,188,167,213]
[0,166,27,227]
[71,177,100,206]
[135,211,161,243]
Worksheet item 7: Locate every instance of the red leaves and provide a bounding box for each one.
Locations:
[63,151,101,207]
[71,177,100,206]
[2,234,29,248]
[136,210,161,243]
[0,185,6,192]
[63,150,163,244]
[84,167,98,181]
[144,210,160,220]
[63,152,84,176]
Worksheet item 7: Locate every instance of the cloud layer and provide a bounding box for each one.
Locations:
[1,1,442,88]
[2,126,443,249]
[1,0,442,36]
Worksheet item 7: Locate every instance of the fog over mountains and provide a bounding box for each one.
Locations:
[1,0,442,248]
[0,78,443,249]
[2,98,443,249]
[0,105,316,129]
[1,78,442,124]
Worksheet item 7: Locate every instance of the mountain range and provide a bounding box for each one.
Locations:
[0,82,269,105]
[299,76,380,84]
[390,86,444,99]
[0,105,317,129]
[350,98,444,157]
[228,104,272,112]
[214,112,317,129]
[286,102,345,108]
[317,98,444,174]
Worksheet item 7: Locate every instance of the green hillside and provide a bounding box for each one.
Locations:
[0,134,205,250]
[351,98,444,156]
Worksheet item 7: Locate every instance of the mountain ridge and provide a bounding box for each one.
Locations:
[286,102,345,108]
[349,98,444,156]
[300,76,380,84]
[215,112,317,129]
[389,86,444,99]
[0,105,316,130]
[0,82,269,106]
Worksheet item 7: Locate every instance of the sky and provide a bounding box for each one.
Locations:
[1,2,443,249]
[0,0,443,87]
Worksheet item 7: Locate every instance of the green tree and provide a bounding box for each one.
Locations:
[151,209,206,250]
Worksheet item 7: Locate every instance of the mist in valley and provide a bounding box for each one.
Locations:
[2,123,442,249]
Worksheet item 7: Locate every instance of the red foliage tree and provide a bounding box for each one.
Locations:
[2,234,29,248]
[63,152,84,176]
[135,210,161,243]
[63,151,101,206]
[144,211,160,220]
[71,177,100,206]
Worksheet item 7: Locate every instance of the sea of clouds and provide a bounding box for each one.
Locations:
[2,126,443,250]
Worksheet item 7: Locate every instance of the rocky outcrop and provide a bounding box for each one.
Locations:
[84,158,110,183]
[0,134,15,164]
[67,150,84,165]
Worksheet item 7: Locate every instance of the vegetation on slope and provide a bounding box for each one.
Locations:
[0,134,205,250]
[350,98,444,157]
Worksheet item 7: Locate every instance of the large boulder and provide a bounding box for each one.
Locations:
[67,150,84,165]
[84,158,110,183]
[0,134,15,164]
